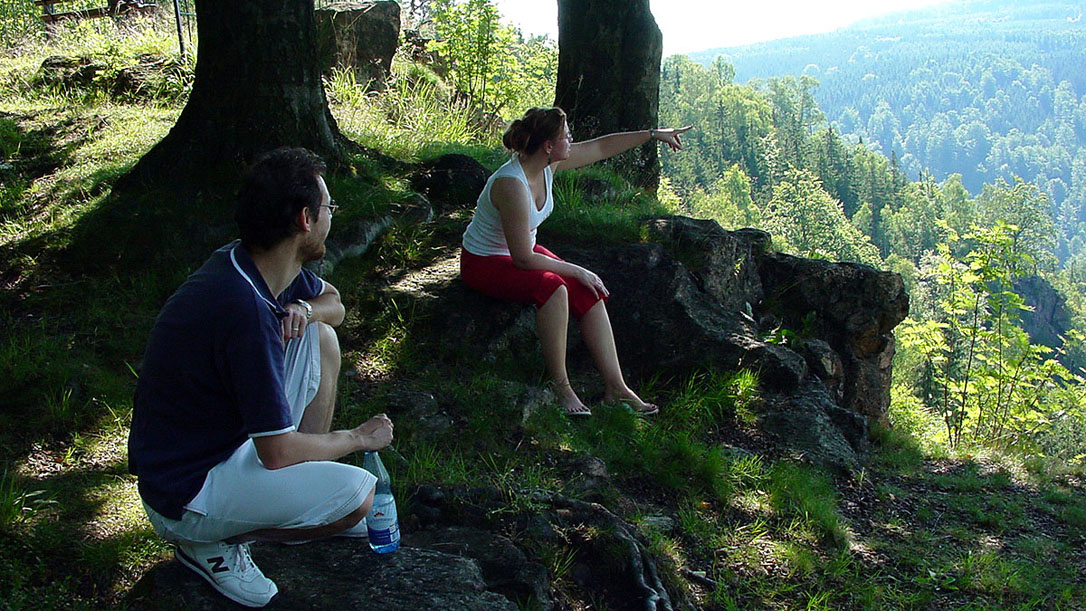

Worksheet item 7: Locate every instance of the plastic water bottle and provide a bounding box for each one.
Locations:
[362,451,400,553]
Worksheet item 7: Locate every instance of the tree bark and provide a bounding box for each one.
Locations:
[555,0,663,192]
[116,0,341,193]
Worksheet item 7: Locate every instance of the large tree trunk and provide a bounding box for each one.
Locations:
[71,1,344,271]
[555,0,663,192]
[116,0,341,192]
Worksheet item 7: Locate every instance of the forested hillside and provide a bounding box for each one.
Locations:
[657,4,1086,464]
[690,0,1086,265]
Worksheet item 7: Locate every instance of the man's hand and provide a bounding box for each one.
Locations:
[254,413,395,469]
[281,302,310,342]
[353,413,394,451]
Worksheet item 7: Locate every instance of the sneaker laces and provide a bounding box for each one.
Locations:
[233,542,256,576]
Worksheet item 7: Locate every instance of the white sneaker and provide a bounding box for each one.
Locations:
[175,541,278,607]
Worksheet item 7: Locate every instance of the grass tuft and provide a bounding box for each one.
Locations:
[766,462,850,549]
[330,63,492,161]
[0,468,55,528]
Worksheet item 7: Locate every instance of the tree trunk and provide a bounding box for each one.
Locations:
[69,1,346,271]
[116,0,341,193]
[554,0,662,192]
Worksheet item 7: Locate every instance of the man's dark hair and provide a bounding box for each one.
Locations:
[235,147,327,251]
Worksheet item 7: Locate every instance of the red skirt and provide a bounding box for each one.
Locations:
[460,244,607,319]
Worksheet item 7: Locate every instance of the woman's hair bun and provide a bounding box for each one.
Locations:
[502,107,567,154]
[502,119,530,152]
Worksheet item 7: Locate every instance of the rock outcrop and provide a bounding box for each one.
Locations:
[129,541,517,610]
[410,153,491,212]
[1015,274,1072,353]
[555,0,663,191]
[759,250,909,425]
[316,1,401,90]
[569,217,905,467]
[128,497,675,610]
[393,216,907,471]
[34,53,190,102]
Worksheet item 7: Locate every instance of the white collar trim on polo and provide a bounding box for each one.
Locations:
[228,242,280,312]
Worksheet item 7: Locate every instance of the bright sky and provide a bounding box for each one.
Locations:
[493,0,951,56]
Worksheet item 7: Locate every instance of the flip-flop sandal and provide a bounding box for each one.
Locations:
[618,401,659,416]
[563,403,592,417]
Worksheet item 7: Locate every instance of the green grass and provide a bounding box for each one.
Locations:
[330,60,495,162]
[3,17,1086,611]
[3,14,192,105]
[544,166,680,244]
[0,468,55,528]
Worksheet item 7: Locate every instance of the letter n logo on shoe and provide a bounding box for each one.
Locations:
[207,556,230,573]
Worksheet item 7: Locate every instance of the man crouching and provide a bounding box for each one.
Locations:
[128,147,393,607]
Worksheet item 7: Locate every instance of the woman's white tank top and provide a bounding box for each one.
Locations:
[462,156,554,257]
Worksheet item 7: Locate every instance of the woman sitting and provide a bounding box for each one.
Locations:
[460,106,691,416]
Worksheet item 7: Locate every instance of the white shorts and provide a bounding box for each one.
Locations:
[143,324,377,544]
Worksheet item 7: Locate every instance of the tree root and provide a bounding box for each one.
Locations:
[413,485,681,610]
[530,491,676,611]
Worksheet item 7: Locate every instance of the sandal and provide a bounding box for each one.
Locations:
[617,400,659,417]
[563,403,593,417]
[550,379,592,417]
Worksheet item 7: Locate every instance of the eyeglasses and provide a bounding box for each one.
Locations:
[321,200,339,216]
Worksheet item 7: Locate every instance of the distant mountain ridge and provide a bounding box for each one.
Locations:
[691,0,1085,85]
[685,0,1086,263]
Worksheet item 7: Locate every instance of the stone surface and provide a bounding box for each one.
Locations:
[403,255,544,369]
[759,253,908,423]
[321,196,433,273]
[400,28,436,64]
[414,488,676,610]
[35,53,189,101]
[555,0,663,191]
[316,1,401,90]
[405,527,553,610]
[410,153,491,211]
[643,217,770,313]
[383,388,452,442]
[641,515,676,532]
[800,339,844,401]
[128,543,514,610]
[553,240,807,391]
[555,454,614,501]
[759,381,865,472]
[1015,274,1072,352]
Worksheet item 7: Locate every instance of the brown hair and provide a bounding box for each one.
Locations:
[502,107,567,154]
[236,147,326,251]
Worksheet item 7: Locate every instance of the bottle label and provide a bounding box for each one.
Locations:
[367,495,400,545]
[369,521,400,545]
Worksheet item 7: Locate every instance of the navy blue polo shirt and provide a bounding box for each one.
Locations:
[129,241,324,520]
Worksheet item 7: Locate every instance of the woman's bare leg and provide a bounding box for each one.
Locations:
[537,285,590,415]
[580,300,657,413]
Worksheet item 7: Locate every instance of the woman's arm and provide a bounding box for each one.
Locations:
[554,126,692,171]
[493,177,609,298]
